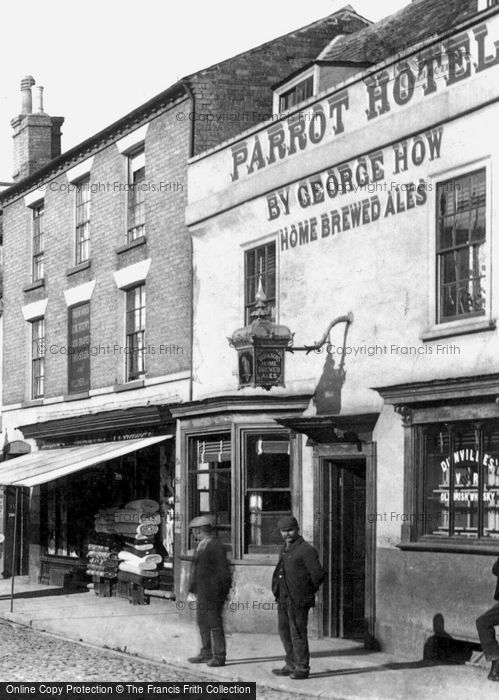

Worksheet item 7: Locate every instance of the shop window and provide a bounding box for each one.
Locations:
[67,302,90,393]
[243,432,291,553]
[279,75,314,111]
[41,446,162,559]
[32,202,44,282]
[421,421,499,540]
[244,242,276,324]
[125,284,146,381]
[127,150,145,243]
[31,317,45,399]
[436,168,486,323]
[75,177,90,264]
[188,434,232,551]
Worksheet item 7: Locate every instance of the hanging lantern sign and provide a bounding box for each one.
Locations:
[228,282,293,390]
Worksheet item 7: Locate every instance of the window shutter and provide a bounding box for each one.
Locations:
[199,439,231,463]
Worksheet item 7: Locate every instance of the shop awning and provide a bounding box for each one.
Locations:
[0,434,172,488]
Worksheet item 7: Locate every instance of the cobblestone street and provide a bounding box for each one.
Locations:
[0,620,299,699]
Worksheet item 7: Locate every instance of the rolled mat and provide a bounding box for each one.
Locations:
[124,540,154,551]
[87,544,109,553]
[87,550,119,560]
[94,522,159,537]
[123,545,156,558]
[86,569,117,579]
[114,510,161,525]
[118,551,162,569]
[88,559,119,570]
[118,561,158,577]
[125,499,159,514]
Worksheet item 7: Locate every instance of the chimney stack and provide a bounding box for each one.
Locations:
[11,76,65,181]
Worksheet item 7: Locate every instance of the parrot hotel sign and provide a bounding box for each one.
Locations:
[228,19,499,184]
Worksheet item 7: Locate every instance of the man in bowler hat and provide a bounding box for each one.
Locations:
[187,515,232,667]
[271,515,326,680]
[476,556,499,681]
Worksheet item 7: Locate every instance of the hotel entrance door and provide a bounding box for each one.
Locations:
[321,459,366,639]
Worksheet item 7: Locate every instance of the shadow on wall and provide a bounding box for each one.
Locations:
[423,613,478,664]
[313,321,351,415]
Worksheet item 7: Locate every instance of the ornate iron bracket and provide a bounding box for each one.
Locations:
[286,312,354,354]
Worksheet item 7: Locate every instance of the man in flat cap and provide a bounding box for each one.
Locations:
[187,515,232,667]
[271,515,326,680]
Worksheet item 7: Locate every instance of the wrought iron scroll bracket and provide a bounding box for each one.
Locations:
[285,312,354,354]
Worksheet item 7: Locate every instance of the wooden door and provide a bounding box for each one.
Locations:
[322,459,366,639]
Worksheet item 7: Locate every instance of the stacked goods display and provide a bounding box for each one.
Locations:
[92,500,163,604]
[86,534,121,597]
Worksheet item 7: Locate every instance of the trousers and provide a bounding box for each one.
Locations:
[197,600,226,662]
[476,602,499,661]
[277,596,310,672]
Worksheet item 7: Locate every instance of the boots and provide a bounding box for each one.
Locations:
[188,627,212,664]
[488,659,499,681]
[188,654,210,664]
[206,627,226,666]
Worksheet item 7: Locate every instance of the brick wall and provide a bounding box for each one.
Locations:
[2,99,191,405]
[1,9,370,407]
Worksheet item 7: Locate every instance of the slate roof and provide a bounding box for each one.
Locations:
[320,0,479,65]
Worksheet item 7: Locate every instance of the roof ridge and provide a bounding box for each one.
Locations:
[182,9,367,82]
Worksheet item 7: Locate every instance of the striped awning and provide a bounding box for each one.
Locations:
[0,434,172,488]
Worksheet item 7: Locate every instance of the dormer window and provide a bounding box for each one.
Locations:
[274,67,317,114]
[279,76,314,111]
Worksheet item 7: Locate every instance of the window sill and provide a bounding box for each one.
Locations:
[116,236,147,255]
[21,399,44,408]
[113,379,145,392]
[179,553,274,566]
[397,538,499,555]
[24,279,45,292]
[63,391,90,401]
[67,260,91,277]
[421,318,496,341]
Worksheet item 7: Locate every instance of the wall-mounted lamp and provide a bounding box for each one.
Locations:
[228,280,353,390]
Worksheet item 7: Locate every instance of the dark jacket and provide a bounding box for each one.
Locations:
[493,558,499,601]
[272,536,326,608]
[189,536,232,602]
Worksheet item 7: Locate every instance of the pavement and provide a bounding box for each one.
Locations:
[0,576,497,699]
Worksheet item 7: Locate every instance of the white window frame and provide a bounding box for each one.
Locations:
[30,317,46,399]
[75,176,91,265]
[422,157,493,341]
[125,283,146,382]
[126,149,146,243]
[31,200,45,282]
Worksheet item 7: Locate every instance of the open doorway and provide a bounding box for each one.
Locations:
[321,459,366,639]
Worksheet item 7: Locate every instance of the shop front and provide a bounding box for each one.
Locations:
[0,405,176,602]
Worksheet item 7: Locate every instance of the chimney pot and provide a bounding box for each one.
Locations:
[20,75,35,114]
[34,86,45,114]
